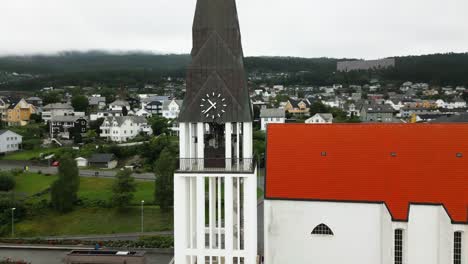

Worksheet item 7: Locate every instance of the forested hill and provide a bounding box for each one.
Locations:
[0,51,467,90]
[0,51,192,74]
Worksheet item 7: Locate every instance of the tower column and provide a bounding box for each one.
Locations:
[174,175,188,264]
[226,122,233,170]
[197,123,205,170]
[196,176,205,262]
[243,122,253,171]
[224,175,234,264]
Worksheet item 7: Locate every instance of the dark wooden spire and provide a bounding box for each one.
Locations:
[179,0,252,123]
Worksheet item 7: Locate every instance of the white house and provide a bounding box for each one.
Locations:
[264,124,468,264]
[162,99,183,119]
[100,116,153,142]
[385,99,405,111]
[42,103,84,123]
[135,108,152,118]
[446,98,467,109]
[0,130,22,154]
[108,100,130,112]
[260,109,286,131]
[88,96,106,110]
[305,113,333,124]
[75,157,88,167]
[89,110,124,121]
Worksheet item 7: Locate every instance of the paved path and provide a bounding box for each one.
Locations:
[0,160,155,181]
[36,231,173,242]
[0,248,173,264]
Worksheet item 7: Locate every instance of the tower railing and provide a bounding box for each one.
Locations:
[177,158,255,173]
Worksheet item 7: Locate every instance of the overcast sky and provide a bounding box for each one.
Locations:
[1,0,467,59]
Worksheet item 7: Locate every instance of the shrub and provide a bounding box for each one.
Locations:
[0,173,15,192]
[10,169,23,177]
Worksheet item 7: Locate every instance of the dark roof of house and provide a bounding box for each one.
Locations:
[362,104,395,113]
[103,116,148,126]
[147,101,163,106]
[51,116,88,122]
[88,96,106,105]
[43,103,73,110]
[0,130,21,137]
[289,99,311,108]
[260,108,285,118]
[266,123,468,223]
[431,113,468,123]
[88,154,116,163]
[109,100,130,107]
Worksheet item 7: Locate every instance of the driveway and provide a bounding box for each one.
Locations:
[0,160,155,181]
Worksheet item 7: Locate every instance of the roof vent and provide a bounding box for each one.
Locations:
[456,153,463,158]
[321,152,327,157]
[390,152,397,157]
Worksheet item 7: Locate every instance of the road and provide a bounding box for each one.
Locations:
[0,248,173,264]
[37,231,173,242]
[0,160,155,181]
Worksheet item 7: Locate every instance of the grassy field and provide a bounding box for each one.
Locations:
[14,173,57,196]
[2,148,60,161]
[9,173,172,237]
[14,173,155,204]
[78,177,155,204]
[15,206,173,237]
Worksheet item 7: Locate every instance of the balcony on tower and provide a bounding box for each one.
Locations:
[177,157,255,173]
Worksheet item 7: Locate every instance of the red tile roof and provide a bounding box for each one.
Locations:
[265,124,468,223]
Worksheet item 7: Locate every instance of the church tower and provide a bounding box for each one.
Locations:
[174,0,257,263]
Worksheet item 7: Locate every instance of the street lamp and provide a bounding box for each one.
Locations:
[141,200,145,233]
[11,208,16,237]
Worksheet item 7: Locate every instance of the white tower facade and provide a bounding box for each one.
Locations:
[174,122,257,264]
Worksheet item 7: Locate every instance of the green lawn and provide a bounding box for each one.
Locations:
[15,206,173,237]
[14,173,57,196]
[79,177,155,204]
[13,173,155,204]
[2,148,60,161]
[9,173,171,237]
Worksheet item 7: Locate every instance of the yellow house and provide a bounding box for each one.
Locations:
[6,98,37,126]
[284,99,311,115]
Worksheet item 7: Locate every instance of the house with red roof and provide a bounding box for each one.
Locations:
[264,123,467,264]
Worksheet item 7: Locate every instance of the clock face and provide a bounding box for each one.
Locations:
[200,92,227,120]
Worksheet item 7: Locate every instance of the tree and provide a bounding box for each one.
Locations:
[89,118,104,135]
[150,116,170,136]
[0,172,15,192]
[122,106,128,116]
[154,147,176,211]
[29,113,42,123]
[50,154,80,213]
[42,91,62,105]
[309,101,330,116]
[111,169,136,209]
[71,95,89,112]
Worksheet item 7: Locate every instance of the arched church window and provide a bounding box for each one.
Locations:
[454,231,462,264]
[311,224,334,235]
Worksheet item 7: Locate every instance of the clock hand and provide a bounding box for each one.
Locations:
[203,104,215,114]
[207,99,217,109]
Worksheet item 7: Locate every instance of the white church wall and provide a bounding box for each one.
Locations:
[264,200,385,264]
[407,205,441,264]
[438,206,453,264]
[380,204,394,264]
